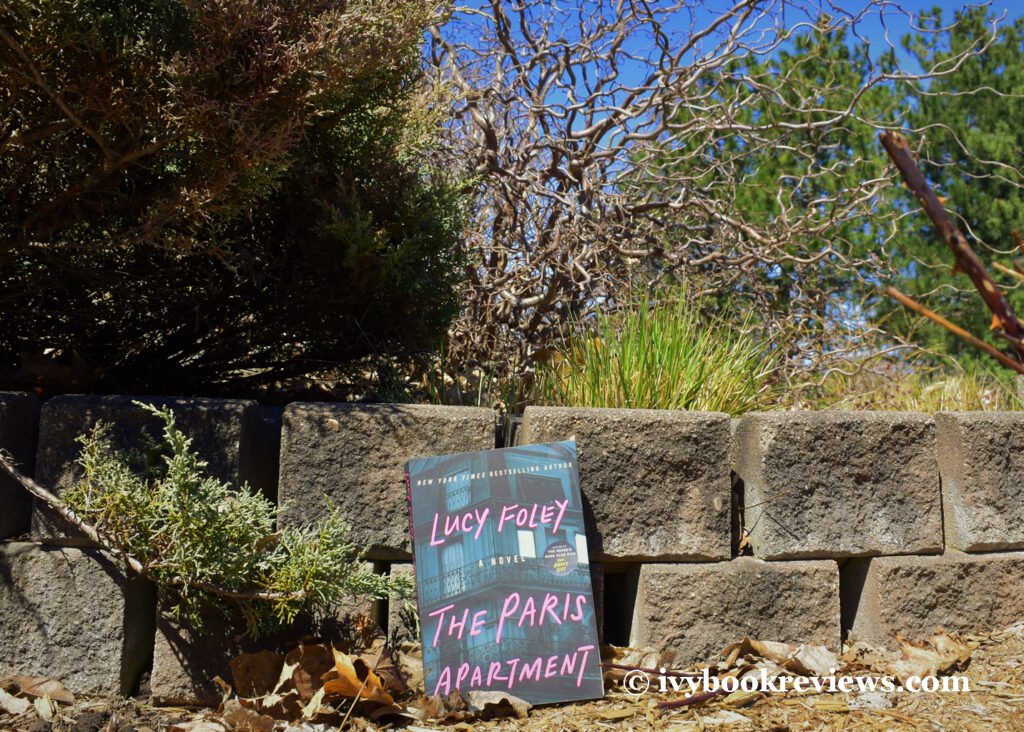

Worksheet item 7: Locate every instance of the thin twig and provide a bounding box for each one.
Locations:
[0,25,114,160]
[993,262,1024,282]
[884,287,1024,376]
[600,662,702,679]
[740,489,795,511]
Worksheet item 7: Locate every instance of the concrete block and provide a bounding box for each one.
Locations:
[277,403,494,559]
[386,563,418,644]
[520,407,731,560]
[0,392,40,539]
[630,558,840,666]
[735,412,941,559]
[589,562,606,644]
[842,551,1024,645]
[0,542,155,695]
[937,412,1024,551]
[32,395,260,543]
[152,572,377,706]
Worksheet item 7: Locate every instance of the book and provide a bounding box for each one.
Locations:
[404,440,604,705]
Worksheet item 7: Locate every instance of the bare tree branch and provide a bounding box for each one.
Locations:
[880,130,1024,360]
[428,0,1003,392]
[885,286,1024,375]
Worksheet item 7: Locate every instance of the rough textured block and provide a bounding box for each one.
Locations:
[843,551,1024,646]
[277,403,494,559]
[152,573,377,706]
[588,562,606,644]
[631,559,840,665]
[32,395,260,542]
[735,412,941,559]
[387,563,419,644]
[519,407,731,560]
[937,412,1024,551]
[0,392,40,539]
[0,542,155,695]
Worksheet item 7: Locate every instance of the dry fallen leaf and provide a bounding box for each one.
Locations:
[840,641,892,672]
[33,695,57,722]
[886,629,973,684]
[362,640,408,695]
[367,701,421,724]
[737,529,752,555]
[719,639,839,677]
[464,690,532,719]
[322,647,394,705]
[219,699,276,732]
[301,686,327,720]
[286,643,334,702]
[409,691,470,723]
[601,644,676,685]
[0,687,31,716]
[258,658,300,711]
[13,675,75,704]
[229,650,285,698]
[841,629,974,686]
[399,649,425,692]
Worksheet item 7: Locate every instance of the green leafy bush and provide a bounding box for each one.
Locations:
[533,295,783,415]
[0,0,464,397]
[63,403,411,634]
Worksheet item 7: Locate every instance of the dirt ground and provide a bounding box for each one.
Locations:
[429,622,1024,732]
[3,623,1023,731]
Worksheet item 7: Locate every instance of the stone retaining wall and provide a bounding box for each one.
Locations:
[2,393,1023,702]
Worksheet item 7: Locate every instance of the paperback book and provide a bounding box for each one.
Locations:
[405,440,604,705]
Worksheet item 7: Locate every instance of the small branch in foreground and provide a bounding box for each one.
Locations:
[884,286,1024,376]
[600,663,701,679]
[880,131,1024,361]
[0,452,305,603]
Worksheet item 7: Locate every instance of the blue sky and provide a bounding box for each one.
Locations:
[444,2,1023,75]
[439,1,1021,131]
[651,1,1024,80]
[848,1,1024,69]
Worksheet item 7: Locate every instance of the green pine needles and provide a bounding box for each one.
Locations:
[63,403,411,635]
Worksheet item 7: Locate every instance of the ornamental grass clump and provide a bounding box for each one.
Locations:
[534,296,782,415]
[818,365,1022,412]
[62,403,410,635]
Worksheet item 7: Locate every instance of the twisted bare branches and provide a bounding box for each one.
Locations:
[428,0,1009,394]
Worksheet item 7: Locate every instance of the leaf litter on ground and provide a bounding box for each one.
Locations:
[4,621,1021,731]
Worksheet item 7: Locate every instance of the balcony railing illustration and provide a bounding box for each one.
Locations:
[419,557,591,607]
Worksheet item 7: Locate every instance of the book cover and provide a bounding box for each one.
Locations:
[404,440,604,705]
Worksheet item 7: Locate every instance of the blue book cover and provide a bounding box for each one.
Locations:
[404,440,604,705]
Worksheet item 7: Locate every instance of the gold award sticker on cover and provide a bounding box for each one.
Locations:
[544,540,578,576]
